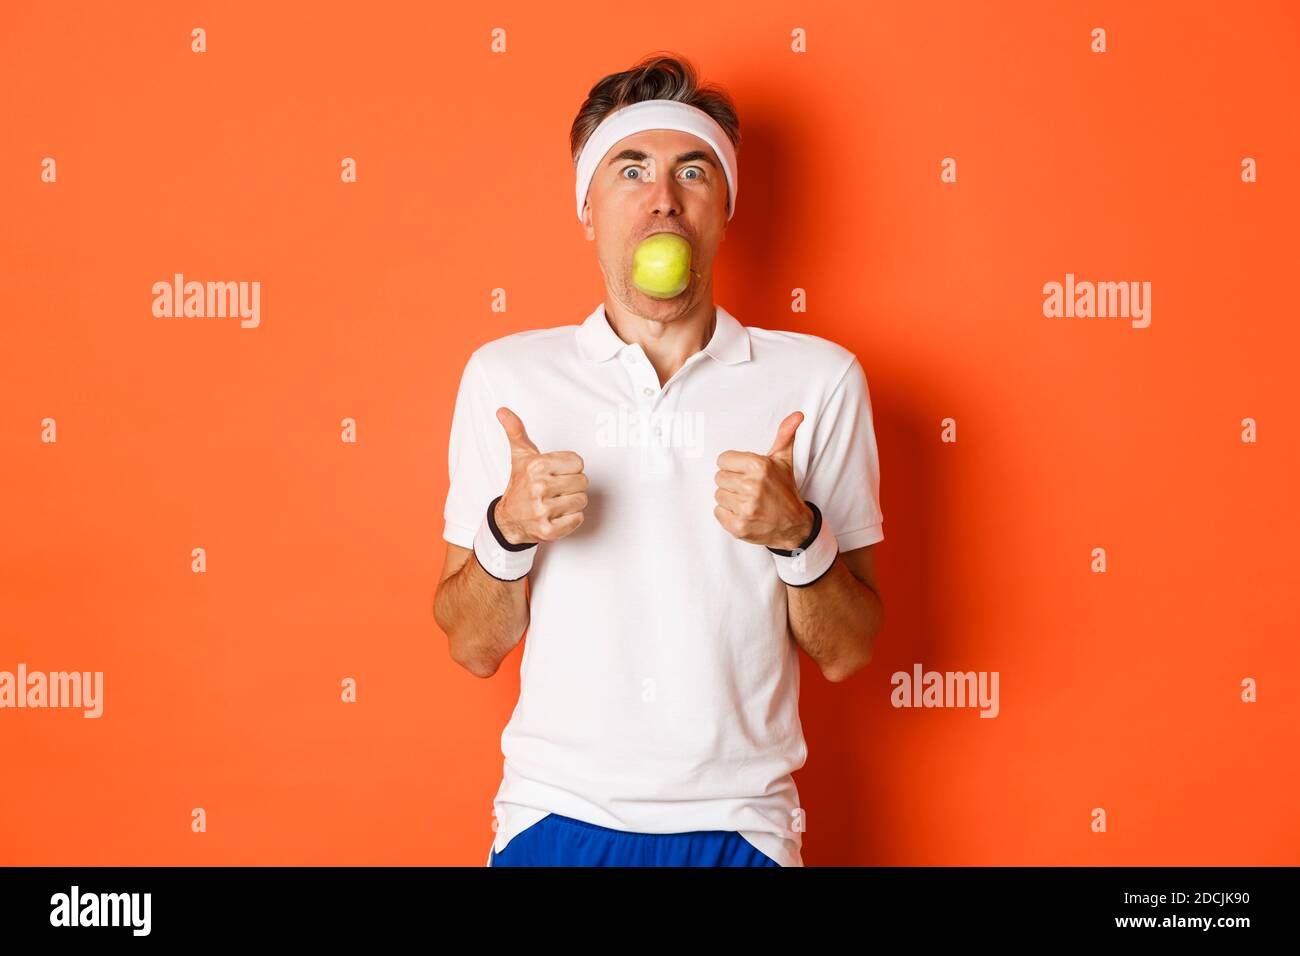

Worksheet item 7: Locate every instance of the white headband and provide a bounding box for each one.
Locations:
[574,98,738,223]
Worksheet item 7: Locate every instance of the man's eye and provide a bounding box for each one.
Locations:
[681,166,704,180]
[621,166,643,180]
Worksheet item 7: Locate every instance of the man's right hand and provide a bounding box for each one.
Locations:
[493,406,588,546]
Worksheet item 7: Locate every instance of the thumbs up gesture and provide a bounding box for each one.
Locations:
[713,411,815,550]
[494,406,589,546]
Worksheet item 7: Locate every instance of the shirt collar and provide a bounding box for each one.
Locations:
[575,302,752,365]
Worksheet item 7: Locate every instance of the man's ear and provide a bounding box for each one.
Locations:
[582,202,594,240]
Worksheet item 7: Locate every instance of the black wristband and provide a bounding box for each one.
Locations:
[767,500,821,557]
[486,495,538,551]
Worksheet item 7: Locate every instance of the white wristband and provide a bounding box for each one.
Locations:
[473,495,537,582]
[768,501,837,587]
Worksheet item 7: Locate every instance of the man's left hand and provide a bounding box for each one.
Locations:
[714,411,814,550]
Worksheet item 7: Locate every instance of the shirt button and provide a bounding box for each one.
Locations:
[642,387,654,397]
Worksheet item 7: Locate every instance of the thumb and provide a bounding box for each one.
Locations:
[497,406,539,461]
[766,411,803,467]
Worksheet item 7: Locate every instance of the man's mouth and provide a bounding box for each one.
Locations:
[643,227,688,241]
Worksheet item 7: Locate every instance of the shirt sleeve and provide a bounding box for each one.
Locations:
[797,356,885,552]
[442,350,509,548]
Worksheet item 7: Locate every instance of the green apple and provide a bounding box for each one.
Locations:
[632,232,692,299]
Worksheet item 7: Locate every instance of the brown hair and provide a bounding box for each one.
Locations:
[570,53,741,209]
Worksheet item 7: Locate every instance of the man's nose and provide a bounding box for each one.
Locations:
[648,174,682,216]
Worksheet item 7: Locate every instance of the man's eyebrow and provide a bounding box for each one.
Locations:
[606,148,718,168]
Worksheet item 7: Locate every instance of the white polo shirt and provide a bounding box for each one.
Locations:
[442,301,884,867]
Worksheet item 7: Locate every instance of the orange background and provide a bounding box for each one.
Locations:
[2,1,1297,865]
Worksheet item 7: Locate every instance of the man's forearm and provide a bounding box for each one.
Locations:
[786,558,882,682]
[435,555,529,679]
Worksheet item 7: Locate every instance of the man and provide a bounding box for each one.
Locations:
[434,53,885,867]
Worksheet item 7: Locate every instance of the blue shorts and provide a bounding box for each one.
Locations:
[488,813,781,867]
